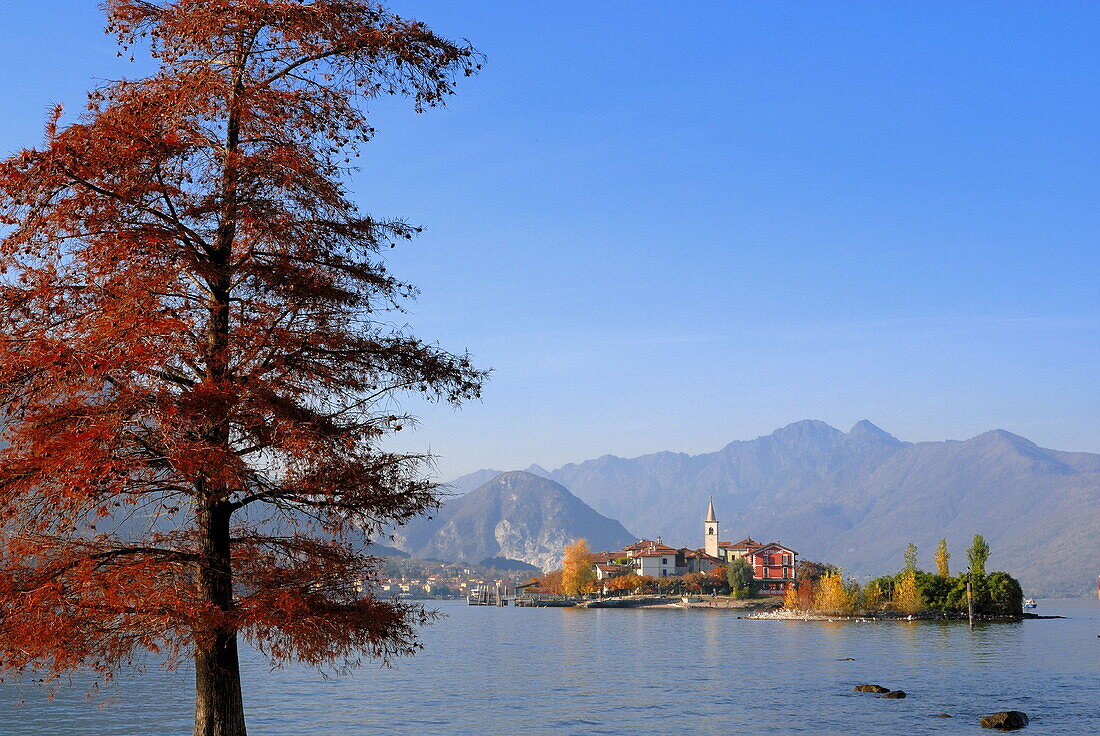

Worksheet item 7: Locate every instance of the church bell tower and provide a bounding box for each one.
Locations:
[705,499,720,558]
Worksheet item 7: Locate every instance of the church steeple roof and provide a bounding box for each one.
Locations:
[705,498,718,523]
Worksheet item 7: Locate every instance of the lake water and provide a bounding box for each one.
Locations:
[3,598,1099,735]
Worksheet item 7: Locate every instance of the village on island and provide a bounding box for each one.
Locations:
[587,499,796,596]
[480,501,1025,620]
[376,497,1027,620]
[376,499,797,606]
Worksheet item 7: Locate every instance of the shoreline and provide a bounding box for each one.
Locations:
[576,595,785,610]
[560,596,1061,621]
[745,609,1061,622]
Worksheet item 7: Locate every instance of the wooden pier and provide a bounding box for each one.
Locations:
[467,582,509,606]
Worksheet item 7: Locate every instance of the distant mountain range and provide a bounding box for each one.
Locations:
[390,471,635,571]
[447,421,1100,596]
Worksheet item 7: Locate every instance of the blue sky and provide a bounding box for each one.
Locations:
[3,2,1100,478]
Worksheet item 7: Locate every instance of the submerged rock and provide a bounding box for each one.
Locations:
[882,690,907,699]
[980,711,1029,730]
[854,684,890,693]
[934,713,952,718]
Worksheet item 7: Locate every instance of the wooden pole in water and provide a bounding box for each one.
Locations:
[966,572,974,628]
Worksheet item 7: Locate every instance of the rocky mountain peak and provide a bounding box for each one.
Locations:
[391,470,634,571]
[847,419,905,445]
[768,419,846,446]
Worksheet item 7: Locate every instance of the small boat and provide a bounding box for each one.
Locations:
[1023,598,1037,609]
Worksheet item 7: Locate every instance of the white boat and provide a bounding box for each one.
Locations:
[1023,598,1037,609]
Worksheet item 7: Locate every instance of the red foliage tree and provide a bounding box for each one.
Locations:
[681,572,705,593]
[0,2,482,735]
[706,565,729,593]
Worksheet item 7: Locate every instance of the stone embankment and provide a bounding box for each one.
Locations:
[577,595,785,610]
[678,596,783,611]
[746,608,1050,622]
[583,596,674,608]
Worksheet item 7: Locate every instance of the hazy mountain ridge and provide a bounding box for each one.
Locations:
[392,471,635,571]
[448,421,1100,596]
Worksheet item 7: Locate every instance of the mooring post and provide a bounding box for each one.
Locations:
[966,572,974,628]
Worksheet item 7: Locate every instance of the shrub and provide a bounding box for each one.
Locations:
[984,571,1023,615]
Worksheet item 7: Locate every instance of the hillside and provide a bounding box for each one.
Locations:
[392,471,635,571]
[450,421,1100,596]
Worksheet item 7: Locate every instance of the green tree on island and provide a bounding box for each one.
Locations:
[726,557,756,598]
[967,533,991,576]
[903,542,919,573]
[934,538,951,577]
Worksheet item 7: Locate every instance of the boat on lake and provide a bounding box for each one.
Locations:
[1023,598,1037,609]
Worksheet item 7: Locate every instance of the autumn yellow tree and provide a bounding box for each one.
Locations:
[893,571,924,614]
[561,539,596,595]
[860,580,886,612]
[934,539,950,577]
[813,571,851,614]
[782,584,801,610]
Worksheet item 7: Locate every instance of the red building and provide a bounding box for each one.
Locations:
[703,500,798,594]
[747,542,797,594]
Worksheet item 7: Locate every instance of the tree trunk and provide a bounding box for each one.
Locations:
[194,501,246,736]
[194,629,248,736]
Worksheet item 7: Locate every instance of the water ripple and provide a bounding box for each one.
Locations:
[2,599,1098,735]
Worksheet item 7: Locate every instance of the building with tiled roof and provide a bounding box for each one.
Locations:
[594,563,625,580]
[704,503,797,594]
[744,541,798,595]
[587,503,798,594]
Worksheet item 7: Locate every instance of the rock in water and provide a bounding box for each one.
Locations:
[980,711,1029,730]
[882,691,907,699]
[854,684,890,693]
